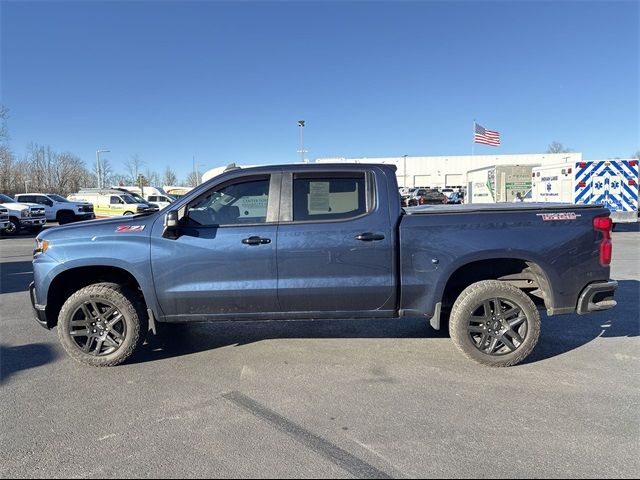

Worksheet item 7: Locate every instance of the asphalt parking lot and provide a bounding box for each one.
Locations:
[1,225,638,479]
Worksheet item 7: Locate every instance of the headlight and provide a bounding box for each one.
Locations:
[34,238,49,256]
[21,209,30,218]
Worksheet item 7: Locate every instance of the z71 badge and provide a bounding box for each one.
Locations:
[537,212,581,221]
[115,225,146,232]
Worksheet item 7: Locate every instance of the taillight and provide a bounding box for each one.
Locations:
[629,179,637,186]
[579,162,587,168]
[578,181,587,187]
[593,216,613,266]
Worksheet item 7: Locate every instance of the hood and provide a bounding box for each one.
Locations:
[39,213,158,241]
[0,201,38,211]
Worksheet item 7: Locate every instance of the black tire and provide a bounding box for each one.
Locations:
[4,218,20,236]
[57,282,148,367]
[449,280,540,367]
[58,212,74,224]
[123,211,134,216]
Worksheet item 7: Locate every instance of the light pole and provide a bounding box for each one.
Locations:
[96,149,110,189]
[297,120,307,163]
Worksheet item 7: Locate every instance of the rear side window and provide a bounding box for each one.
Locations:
[292,173,368,222]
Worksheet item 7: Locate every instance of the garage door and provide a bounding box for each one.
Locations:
[445,174,464,188]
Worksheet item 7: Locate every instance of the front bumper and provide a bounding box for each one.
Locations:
[76,213,95,221]
[29,282,50,329]
[576,280,618,315]
[0,220,9,230]
[20,217,46,227]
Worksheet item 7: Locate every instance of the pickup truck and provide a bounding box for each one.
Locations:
[0,205,9,232]
[30,164,618,368]
[14,193,95,224]
[0,193,47,236]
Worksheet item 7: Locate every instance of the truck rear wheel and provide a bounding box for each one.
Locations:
[449,280,540,367]
[57,283,147,367]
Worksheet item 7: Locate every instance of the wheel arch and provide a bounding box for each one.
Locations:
[432,255,555,329]
[45,265,150,328]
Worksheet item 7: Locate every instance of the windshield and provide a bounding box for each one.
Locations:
[128,192,146,202]
[121,194,139,204]
[0,194,16,203]
[48,194,70,202]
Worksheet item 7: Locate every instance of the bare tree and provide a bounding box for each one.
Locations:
[185,170,201,187]
[0,104,9,143]
[546,142,573,154]
[632,151,640,160]
[163,167,177,187]
[124,154,145,184]
[144,168,160,187]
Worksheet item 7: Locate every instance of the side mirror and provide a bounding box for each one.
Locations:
[165,210,179,229]
[163,210,180,239]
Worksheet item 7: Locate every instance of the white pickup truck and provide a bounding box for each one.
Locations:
[14,193,95,224]
[0,205,9,232]
[0,193,47,236]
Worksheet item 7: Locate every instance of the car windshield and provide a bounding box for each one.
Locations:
[0,194,16,203]
[128,193,146,202]
[121,194,139,204]
[48,194,70,202]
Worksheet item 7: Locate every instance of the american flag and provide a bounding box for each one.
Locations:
[474,123,501,146]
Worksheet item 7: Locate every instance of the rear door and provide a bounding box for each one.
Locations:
[276,170,396,315]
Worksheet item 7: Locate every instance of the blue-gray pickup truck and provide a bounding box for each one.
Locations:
[31,164,618,367]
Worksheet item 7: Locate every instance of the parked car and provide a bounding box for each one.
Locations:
[0,193,47,236]
[14,193,95,224]
[410,189,448,206]
[447,192,464,204]
[68,189,158,218]
[31,164,617,368]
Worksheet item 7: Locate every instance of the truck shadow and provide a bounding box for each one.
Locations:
[0,343,59,384]
[0,261,34,294]
[131,280,639,366]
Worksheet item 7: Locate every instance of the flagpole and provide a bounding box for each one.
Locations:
[472,119,476,156]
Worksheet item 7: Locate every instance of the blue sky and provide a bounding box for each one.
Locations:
[2,1,638,180]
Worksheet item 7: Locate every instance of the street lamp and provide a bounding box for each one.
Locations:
[96,149,110,189]
[297,120,307,163]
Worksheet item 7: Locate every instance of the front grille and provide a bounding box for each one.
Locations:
[0,214,8,222]
[30,208,46,217]
[80,205,94,213]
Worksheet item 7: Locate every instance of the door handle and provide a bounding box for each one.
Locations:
[242,236,271,246]
[355,232,385,242]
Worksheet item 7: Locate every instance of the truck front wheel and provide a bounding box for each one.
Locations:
[57,283,147,367]
[449,280,540,367]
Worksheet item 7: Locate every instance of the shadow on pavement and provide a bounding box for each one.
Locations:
[613,222,639,233]
[0,343,59,383]
[131,280,639,366]
[525,279,639,364]
[0,260,34,294]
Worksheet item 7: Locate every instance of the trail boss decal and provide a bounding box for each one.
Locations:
[115,225,146,232]
[537,212,581,221]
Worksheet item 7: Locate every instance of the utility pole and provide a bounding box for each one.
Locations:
[297,120,307,163]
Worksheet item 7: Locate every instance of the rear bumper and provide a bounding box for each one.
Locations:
[576,280,618,314]
[29,282,50,329]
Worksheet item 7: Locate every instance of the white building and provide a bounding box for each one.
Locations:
[315,153,582,189]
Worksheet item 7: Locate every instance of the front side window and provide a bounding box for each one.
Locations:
[110,196,122,205]
[187,176,270,226]
[292,173,367,222]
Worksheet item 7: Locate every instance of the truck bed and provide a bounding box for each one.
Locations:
[405,203,604,215]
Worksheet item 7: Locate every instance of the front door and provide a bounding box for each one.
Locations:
[151,174,280,319]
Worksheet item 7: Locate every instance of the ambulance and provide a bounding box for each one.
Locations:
[532,159,639,224]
